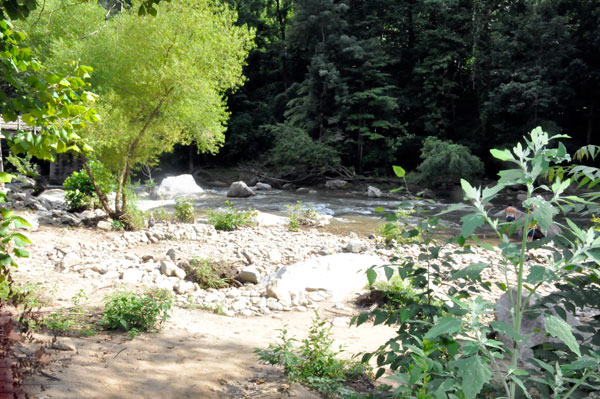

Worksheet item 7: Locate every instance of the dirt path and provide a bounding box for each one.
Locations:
[13,224,397,399]
[23,304,395,398]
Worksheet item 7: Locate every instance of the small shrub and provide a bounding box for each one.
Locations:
[63,161,115,211]
[416,136,484,189]
[101,289,173,332]
[121,201,147,231]
[209,201,256,231]
[184,258,232,289]
[377,207,421,246]
[174,198,195,223]
[111,220,125,231]
[286,201,321,230]
[43,290,96,336]
[255,312,370,397]
[0,281,48,309]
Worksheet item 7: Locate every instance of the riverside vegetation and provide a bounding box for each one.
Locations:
[351,128,600,398]
[257,127,600,398]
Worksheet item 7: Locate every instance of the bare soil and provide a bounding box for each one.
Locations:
[13,225,397,399]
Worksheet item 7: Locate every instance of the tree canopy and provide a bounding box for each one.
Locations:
[212,0,600,180]
[20,0,254,214]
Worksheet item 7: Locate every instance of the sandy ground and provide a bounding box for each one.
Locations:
[13,224,397,399]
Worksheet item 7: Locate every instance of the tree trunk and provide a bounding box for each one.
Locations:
[79,154,116,218]
[587,100,595,145]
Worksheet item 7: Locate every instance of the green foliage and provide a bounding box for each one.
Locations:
[174,198,195,223]
[416,136,484,189]
[5,152,40,178]
[101,289,173,333]
[0,281,48,309]
[286,201,320,231]
[43,290,96,336]
[209,201,256,231]
[111,220,125,231]
[184,258,231,289]
[592,214,600,232]
[255,312,370,397]
[376,206,422,246]
[265,124,341,177]
[357,127,600,399]
[63,161,115,211]
[20,0,255,216]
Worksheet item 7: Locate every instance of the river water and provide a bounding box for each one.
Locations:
[135,186,476,237]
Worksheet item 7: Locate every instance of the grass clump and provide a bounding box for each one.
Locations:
[43,290,97,336]
[183,258,233,289]
[101,289,173,336]
[255,312,371,397]
[377,207,421,246]
[174,198,195,223]
[209,201,256,231]
[286,201,320,231]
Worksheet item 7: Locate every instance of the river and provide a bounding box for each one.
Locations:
[135,186,478,237]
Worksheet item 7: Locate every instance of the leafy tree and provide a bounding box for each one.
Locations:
[0,0,99,288]
[21,0,255,221]
[416,136,484,189]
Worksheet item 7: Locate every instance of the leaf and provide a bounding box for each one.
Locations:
[460,179,478,200]
[490,321,525,344]
[366,268,377,287]
[545,315,581,357]
[392,165,405,178]
[460,213,484,237]
[451,262,488,281]
[529,197,557,231]
[525,266,558,285]
[424,317,462,340]
[490,148,514,162]
[454,355,493,399]
[384,266,394,281]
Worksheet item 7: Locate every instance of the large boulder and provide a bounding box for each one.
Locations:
[495,289,590,365]
[227,181,256,198]
[37,189,66,209]
[264,253,385,302]
[157,175,204,199]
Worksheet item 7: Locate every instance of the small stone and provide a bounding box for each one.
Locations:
[97,220,112,231]
[52,337,76,351]
[239,266,260,284]
[121,268,144,284]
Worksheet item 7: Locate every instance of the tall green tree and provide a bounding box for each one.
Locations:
[22,0,254,218]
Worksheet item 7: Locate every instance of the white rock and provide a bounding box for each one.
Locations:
[121,268,144,284]
[255,182,272,190]
[239,266,260,284]
[264,253,385,302]
[174,280,195,295]
[172,266,186,280]
[345,240,366,253]
[97,220,112,231]
[157,174,204,199]
[367,186,382,198]
[232,300,248,312]
[160,260,177,276]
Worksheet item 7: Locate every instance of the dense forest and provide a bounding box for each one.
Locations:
[205,0,599,183]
